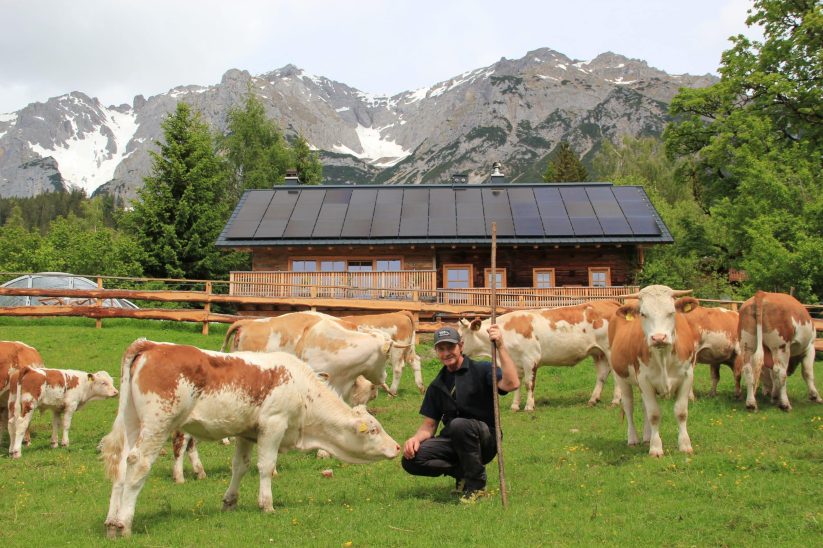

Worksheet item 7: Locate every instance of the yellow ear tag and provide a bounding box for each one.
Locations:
[683,303,693,312]
[358,422,368,433]
[625,312,634,321]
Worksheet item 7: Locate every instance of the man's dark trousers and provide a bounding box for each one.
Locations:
[401,418,496,492]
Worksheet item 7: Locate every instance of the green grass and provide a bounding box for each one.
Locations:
[1,317,822,546]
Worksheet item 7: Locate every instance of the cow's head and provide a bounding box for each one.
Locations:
[88,371,119,400]
[617,285,694,349]
[456,316,489,357]
[331,405,400,463]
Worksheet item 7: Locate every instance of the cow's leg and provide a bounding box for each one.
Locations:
[614,376,638,446]
[9,404,36,458]
[709,364,721,397]
[411,355,425,394]
[588,354,610,406]
[771,346,792,411]
[60,405,77,447]
[0,403,6,448]
[674,372,694,454]
[187,436,207,480]
[388,354,403,396]
[50,411,61,448]
[256,419,288,512]
[222,437,253,511]
[114,427,170,537]
[510,366,524,411]
[172,431,187,484]
[799,349,822,403]
[740,356,758,411]
[638,383,663,457]
[524,365,538,412]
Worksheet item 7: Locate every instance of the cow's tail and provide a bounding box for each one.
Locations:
[220,321,245,352]
[101,338,150,480]
[751,293,766,392]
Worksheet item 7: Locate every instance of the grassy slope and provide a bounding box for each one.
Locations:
[0,317,821,547]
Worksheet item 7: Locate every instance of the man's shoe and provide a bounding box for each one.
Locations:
[451,478,465,494]
[458,489,487,504]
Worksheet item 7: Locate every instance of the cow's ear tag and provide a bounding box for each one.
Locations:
[88,373,94,380]
[625,312,634,321]
[358,422,368,433]
[683,303,693,312]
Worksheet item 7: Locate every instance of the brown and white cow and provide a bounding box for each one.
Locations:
[1,341,44,449]
[609,285,699,457]
[736,291,821,411]
[102,340,400,538]
[341,311,424,395]
[458,301,621,411]
[220,311,396,404]
[7,366,118,458]
[683,306,741,398]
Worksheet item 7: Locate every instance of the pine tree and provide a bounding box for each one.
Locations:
[126,102,236,280]
[291,135,322,185]
[542,142,588,182]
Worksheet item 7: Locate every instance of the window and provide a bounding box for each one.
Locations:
[291,260,316,272]
[484,268,506,288]
[533,268,555,288]
[376,259,401,271]
[347,260,373,272]
[320,260,345,272]
[589,267,611,287]
[443,264,472,304]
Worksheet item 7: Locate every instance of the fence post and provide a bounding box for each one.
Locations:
[96,276,103,329]
[202,281,211,336]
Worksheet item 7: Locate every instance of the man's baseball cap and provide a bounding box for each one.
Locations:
[434,326,461,346]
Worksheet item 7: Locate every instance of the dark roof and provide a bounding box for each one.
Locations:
[216,182,673,247]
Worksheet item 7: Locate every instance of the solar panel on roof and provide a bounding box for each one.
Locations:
[283,190,325,238]
[560,186,603,236]
[429,188,456,236]
[254,190,299,238]
[455,188,486,236]
[370,188,403,237]
[399,188,430,237]
[482,188,515,235]
[508,187,545,236]
[342,189,377,237]
[587,187,632,235]
[224,191,273,239]
[612,186,662,235]
[533,187,574,236]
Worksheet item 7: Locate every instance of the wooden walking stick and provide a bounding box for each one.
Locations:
[489,222,509,507]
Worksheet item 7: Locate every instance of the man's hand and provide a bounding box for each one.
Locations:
[403,437,421,459]
[487,324,504,348]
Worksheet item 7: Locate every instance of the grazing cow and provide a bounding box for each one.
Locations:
[7,366,118,458]
[341,311,424,395]
[609,285,699,457]
[683,306,741,398]
[458,300,621,411]
[1,341,44,449]
[102,340,400,538]
[736,291,821,411]
[221,311,396,404]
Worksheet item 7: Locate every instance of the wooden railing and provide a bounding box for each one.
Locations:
[438,286,640,309]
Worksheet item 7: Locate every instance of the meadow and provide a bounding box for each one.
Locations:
[1,317,821,547]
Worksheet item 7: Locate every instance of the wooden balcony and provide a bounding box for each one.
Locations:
[229,271,639,309]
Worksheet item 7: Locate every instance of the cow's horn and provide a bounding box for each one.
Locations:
[620,292,640,299]
[671,289,693,297]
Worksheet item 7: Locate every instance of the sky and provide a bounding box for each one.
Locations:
[0,0,763,114]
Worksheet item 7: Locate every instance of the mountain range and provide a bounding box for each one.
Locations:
[0,47,716,201]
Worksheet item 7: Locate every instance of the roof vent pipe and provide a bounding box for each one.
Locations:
[490,162,507,185]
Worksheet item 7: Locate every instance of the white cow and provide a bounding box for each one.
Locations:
[458,300,621,411]
[8,366,118,458]
[609,285,699,457]
[102,339,400,538]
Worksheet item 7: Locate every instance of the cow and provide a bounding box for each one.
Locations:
[341,311,424,395]
[683,306,741,398]
[1,341,44,449]
[102,340,400,538]
[736,291,822,411]
[457,300,621,411]
[609,285,699,457]
[220,311,397,404]
[171,374,377,483]
[7,366,118,458]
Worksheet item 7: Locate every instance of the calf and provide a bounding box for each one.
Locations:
[7,366,118,458]
[341,311,424,395]
[1,341,44,449]
[102,340,399,538]
[737,291,821,411]
[683,306,741,398]
[609,285,698,457]
[458,300,621,411]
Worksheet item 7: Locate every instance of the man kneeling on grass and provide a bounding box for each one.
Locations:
[402,325,519,500]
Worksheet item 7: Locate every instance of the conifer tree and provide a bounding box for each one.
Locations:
[542,142,588,182]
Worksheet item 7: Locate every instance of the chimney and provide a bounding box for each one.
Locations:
[489,162,507,184]
[284,169,300,186]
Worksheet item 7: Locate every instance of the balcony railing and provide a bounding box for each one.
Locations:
[229,271,639,309]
